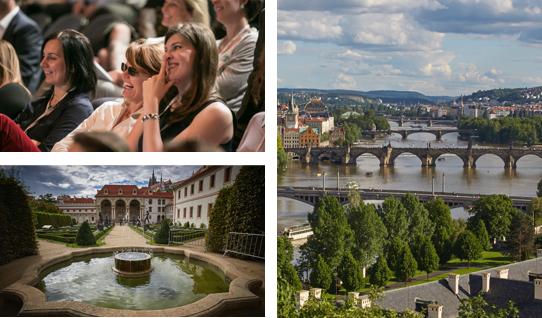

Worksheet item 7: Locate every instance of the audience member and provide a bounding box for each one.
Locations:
[236,111,264,152]
[233,7,264,149]
[125,22,234,152]
[0,0,43,94]
[69,131,130,152]
[0,39,31,119]
[213,0,263,113]
[0,29,96,152]
[52,39,165,152]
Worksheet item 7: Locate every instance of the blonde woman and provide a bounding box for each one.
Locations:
[52,39,165,152]
[0,40,31,120]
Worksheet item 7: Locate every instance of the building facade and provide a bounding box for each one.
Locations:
[56,197,96,224]
[173,166,242,228]
[283,128,300,148]
[329,127,345,145]
[300,127,320,147]
[304,98,327,114]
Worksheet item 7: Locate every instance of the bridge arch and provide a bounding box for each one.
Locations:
[433,152,470,168]
[515,153,542,166]
[473,153,507,168]
[389,151,426,166]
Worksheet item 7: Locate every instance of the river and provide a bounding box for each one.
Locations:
[277,123,542,234]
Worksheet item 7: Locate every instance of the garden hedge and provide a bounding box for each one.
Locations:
[35,212,72,229]
[75,221,96,245]
[155,220,170,244]
[206,186,233,253]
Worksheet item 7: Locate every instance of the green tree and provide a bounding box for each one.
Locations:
[508,210,535,261]
[278,136,288,168]
[377,195,408,242]
[433,225,453,265]
[278,236,303,291]
[338,251,364,292]
[458,291,519,318]
[154,220,170,244]
[277,273,298,318]
[320,131,329,142]
[347,201,387,267]
[306,195,352,269]
[450,218,467,244]
[418,236,439,281]
[424,198,454,237]
[386,237,404,272]
[474,220,491,251]
[467,194,515,241]
[345,188,361,216]
[38,193,58,203]
[333,138,346,147]
[454,230,483,269]
[528,197,542,225]
[395,245,418,286]
[310,255,332,290]
[538,179,542,197]
[402,192,434,243]
[369,253,392,287]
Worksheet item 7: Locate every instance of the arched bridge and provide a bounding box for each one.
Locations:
[285,144,542,168]
[382,116,457,127]
[277,186,531,211]
[360,129,476,140]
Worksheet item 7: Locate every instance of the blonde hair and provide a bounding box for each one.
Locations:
[165,22,223,123]
[125,39,165,76]
[0,40,30,95]
[184,0,210,27]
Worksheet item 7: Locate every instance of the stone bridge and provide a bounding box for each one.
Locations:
[285,144,542,168]
[383,116,457,127]
[277,186,531,211]
[360,129,476,140]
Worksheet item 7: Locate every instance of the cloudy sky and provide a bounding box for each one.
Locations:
[277,0,542,96]
[1,166,201,198]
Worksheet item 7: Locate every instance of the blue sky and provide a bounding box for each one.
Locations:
[1,166,200,198]
[277,0,542,96]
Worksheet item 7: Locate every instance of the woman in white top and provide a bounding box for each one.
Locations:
[213,0,263,113]
[51,39,165,152]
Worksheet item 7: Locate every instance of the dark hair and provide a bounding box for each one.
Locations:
[164,22,223,123]
[244,0,264,23]
[73,131,129,152]
[42,30,97,99]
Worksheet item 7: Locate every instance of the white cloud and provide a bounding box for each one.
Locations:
[278,41,297,55]
[278,77,285,83]
[333,73,357,89]
[39,181,70,188]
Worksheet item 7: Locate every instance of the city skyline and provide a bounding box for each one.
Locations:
[1,166,200,198]
[278,0,542,96]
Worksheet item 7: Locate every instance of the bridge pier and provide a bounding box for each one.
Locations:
[504,156,517,169]
[342,154,351,165]
[435,130,442,140]
[400,131,408,139]
[428,120,433,127]
[420,154,435,167]
[462,156,476,168]
[301,155,311,164]
[399,118,404,127]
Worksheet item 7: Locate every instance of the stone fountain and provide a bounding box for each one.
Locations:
[112,250,153,277]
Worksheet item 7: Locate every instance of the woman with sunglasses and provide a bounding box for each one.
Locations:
[51,39,165,152]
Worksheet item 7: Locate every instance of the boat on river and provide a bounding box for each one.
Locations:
[282,222,312,240]
[343,180,360,189]
[365,172,373,177]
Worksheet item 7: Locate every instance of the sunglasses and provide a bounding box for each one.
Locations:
[121,62,139,76]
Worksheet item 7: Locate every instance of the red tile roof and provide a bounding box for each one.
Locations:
[96,185,173,198]
[64,197,95,204]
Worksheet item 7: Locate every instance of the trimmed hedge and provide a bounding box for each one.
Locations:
[206,186,233,253]
[226,166,265,259]
[155,220,170,244]
[35,212,72,229]
[75,221,96,245]
[0,169,39,265]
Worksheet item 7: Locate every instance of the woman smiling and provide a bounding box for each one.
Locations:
[0,30,96,152]
[51,39,165,152]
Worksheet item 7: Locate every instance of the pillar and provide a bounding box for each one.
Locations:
[295,290,309,309]
[482,272,490,292]
[504,156,516,169]
[358,295,371,308]
[496,269,509,279]
[310,288,322,300]
[535,279,542,300]
[448,273,459,294]
[111,206,115,221]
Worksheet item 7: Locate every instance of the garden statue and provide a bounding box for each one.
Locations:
[98,210,103,224]
[144,210,150,224]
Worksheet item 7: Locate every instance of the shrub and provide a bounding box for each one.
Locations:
[184,221,190,228]
[154,220,170,244]
[75,221,96,246]
[200,223,206,229]
[310,255,332,290]
[206,186,233,253]
[191,222,195,228]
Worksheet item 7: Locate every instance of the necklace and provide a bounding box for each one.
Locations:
[218,24,249,56]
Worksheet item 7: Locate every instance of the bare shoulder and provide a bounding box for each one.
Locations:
[197,102,233,121]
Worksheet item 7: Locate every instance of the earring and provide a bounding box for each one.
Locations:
[240,4,244,9]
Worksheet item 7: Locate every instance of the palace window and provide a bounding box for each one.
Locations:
[118,188,123,194]
[149,207,152,212]
[104,188,108,194]
[149,199,152,204]
[208,203,213,219]
[183,208,186,218]
[210,174,215,189]
[184,187,187,197]
[224,167,232,183]
[197,205,202,218]
[199,180,203,192]
[178,191,181,199]
[190,184,194,195]
[189,207,193,218]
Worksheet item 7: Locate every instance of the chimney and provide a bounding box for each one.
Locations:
[427,304,443,318]
[482,272,490,292]
[535,279,542,300]
[361,266,366,278]
[347,292,358,304]
[295,290,309,309]
[310,288,321,300]
[537,249,542,258]
[448,273,460,294]
[358,295,371,308]
[496,269,509,279]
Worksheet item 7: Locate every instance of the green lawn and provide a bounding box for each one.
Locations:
[445,250,513,269]
[406,268,482,287]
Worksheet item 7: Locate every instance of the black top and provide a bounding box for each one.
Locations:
[0,83,31,120]
[138,99,236,152]
[14,91,93,152]
[3,10,43,94]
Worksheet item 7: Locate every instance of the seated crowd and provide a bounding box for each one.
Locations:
[0,0,265,152]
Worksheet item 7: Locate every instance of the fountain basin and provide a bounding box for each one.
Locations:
[112,252,153,277]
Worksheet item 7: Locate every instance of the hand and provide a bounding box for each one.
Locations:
[31,139,41,147]
[142,58,177,113]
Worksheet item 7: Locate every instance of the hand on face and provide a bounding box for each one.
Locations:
[142,58,177,113]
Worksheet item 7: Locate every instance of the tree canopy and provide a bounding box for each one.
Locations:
[454,230,483,269]
[467,195,515,241]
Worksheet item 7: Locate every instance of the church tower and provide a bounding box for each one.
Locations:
[148,170,157,187]
[285,91,298,129]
